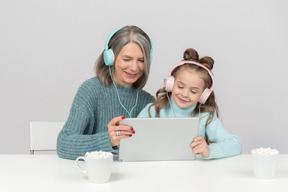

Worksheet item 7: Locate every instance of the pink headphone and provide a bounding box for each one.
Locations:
[165,60,215,104]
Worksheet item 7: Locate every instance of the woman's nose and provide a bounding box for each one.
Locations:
[130,60,138,71]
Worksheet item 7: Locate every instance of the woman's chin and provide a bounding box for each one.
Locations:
[124,76,139,84]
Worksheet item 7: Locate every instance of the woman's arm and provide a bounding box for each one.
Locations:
[56,107,115,160]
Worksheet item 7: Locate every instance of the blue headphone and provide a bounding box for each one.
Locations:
[103,28,153,66]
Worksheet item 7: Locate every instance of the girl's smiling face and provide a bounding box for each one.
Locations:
[171,68,205,109]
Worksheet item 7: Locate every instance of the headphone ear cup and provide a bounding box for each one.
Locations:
[199,88,212,104]
[103,49,115,66]
[165,76,174,92]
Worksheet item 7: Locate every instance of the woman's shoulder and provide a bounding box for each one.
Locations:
[81,77,102,88]
[139,89,154,99]
[73,77,104,100]
[138,88,152,96]
[77,77,105,92]
[135,89,154,109]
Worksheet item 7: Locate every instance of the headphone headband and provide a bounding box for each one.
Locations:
[103,27,153,66]
[165,60,215,104]
[104,28,121,50]
[167,60,214,91]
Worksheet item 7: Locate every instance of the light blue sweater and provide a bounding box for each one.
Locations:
[57,77,154,160]
[137,98,242,159]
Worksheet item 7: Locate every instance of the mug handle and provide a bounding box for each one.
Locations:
[75,156,87,174]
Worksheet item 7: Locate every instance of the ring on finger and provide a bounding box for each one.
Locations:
[116,130,121,136]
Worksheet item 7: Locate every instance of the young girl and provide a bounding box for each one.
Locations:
[138,48,241,159]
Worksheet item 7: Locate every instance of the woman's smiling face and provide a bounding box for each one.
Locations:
[113,42,144,87]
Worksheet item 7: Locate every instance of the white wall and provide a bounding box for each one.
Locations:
[1,0,287,154]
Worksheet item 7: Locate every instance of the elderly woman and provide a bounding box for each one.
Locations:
[57,25,154,160]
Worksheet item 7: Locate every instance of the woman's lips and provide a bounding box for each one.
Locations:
[125,72,138,78]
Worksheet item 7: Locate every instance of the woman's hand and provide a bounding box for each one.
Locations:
[107,116,135,147]
[190,136,210,158]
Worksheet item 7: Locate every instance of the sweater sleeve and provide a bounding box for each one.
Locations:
[203,112,242,160]
[56,81,116,160]
[56,107,115,160]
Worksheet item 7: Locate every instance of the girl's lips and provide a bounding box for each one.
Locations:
[178,97,188,103]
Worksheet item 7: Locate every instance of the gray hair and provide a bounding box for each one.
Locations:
[95,25,152,90]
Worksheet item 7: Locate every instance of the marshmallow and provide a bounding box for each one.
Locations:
[85,151,113,159]
[251,147,279,156]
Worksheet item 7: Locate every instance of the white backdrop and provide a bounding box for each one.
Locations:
[1,0,287,154]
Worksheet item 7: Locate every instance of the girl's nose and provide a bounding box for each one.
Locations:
[181,89,189,97]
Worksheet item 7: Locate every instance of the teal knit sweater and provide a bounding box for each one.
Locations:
[137,97,242,159]
[57,77,154,160]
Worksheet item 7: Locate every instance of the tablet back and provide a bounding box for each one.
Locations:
[119,118,199,161]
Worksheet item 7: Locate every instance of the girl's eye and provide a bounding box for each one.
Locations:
[178,86,183,89]
[139,60,144,63]
[123,59,130,62]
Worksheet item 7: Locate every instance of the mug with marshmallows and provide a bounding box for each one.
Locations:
[251,147,279,179]
[75,151,113,183]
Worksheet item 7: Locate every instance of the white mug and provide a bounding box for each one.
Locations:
[75,151,113,183]
[251,148,279,179]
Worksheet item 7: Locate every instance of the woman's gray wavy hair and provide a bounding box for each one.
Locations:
[95,25,152,89]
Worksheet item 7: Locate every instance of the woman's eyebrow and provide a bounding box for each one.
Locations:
[121,55,144,59]
[121,55,132,58]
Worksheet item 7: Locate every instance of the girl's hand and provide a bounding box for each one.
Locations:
[107,116,135,147]
[190,136,210,158]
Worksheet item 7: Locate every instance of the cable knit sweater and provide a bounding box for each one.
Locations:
[137,98,242,159]
[57,77,154,160]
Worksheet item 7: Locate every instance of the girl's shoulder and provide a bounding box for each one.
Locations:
[199,110,218,121]
[137,103,156,118]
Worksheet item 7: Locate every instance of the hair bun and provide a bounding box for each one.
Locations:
[183,48,199,61]
[199,56,214,70]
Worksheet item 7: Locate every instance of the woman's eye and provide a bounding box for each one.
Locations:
[123,59,130,62]
[139,60,144,63]
[178,86,183,89]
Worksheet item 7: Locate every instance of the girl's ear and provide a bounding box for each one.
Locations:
[165,76,175,92]
[198,88,212,104]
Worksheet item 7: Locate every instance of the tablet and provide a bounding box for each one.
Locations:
[119,118,199,162]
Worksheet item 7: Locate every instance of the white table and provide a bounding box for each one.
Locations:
[0,154,287,192]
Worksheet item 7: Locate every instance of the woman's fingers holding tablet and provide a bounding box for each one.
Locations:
[108,116,134,146]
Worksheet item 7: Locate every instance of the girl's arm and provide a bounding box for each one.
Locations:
[202,112,242,159]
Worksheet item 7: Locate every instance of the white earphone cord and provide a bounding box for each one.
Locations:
[108,66,139,118]
[166,92,175,118]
